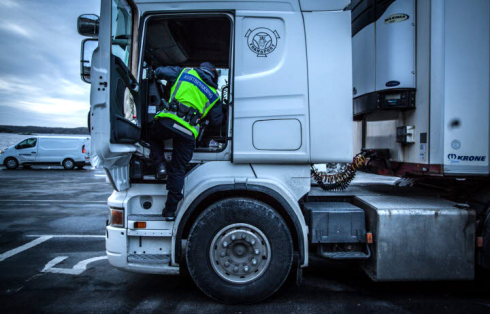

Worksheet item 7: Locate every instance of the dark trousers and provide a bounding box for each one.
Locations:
[149,121,195,212]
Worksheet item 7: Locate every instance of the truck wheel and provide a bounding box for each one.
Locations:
[62,158,75,170]
[186,198,293,304]
[4,157,19,170]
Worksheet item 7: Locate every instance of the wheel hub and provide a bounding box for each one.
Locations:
[210,223,271,284]
[7,160,16,167]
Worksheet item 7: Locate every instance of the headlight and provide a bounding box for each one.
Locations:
[0,150,4,154]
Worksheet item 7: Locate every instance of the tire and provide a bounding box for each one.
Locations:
[186,198,293,304]
[62,158,75,170]
[4,157,19,170]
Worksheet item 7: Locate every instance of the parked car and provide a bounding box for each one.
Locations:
[0,136,91,170]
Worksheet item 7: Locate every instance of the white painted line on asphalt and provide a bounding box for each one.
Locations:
[42,256,68,272]
[26,235,105,238]
[0,200,106,203]
[0,236,52,262]
[42,255,108,275]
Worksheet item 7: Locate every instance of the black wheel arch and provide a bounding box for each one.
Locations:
[175,183,306,265]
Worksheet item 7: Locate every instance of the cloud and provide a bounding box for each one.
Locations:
[0,0,21,8]
[0,73,90,127]
[0,77,41,94]
[0,0,100,128]
[0,22,31,38]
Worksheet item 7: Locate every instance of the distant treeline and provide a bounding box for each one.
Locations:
[0,125,89,135]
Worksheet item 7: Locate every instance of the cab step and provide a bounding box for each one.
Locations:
[128,254,171,264]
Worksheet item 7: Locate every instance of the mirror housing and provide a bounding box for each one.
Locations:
[77,14,99,37]
[80,38,98,83]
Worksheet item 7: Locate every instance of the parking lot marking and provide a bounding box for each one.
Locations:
[42,256,68,272]
[0,236,52,262]
[42,256,108,275]
[0,200,106,203]
[26,235,105,238]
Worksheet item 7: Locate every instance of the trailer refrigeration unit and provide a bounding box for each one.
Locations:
[78,0,490,304]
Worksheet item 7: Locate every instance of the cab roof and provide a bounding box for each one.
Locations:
[133,0,350,12]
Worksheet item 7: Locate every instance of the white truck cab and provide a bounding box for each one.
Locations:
[0,136,90,170]
[78,0,489,304]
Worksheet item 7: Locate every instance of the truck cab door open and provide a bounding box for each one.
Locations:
[91,0,139,191]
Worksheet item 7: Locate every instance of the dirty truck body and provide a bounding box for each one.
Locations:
[84,0,489,303]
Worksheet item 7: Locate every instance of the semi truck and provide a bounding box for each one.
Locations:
[77,0,490,304]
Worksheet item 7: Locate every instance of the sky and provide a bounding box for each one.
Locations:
[0,0,100,128]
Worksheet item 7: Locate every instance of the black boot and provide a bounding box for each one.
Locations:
[161,208,176,221]
[155,162,167,180]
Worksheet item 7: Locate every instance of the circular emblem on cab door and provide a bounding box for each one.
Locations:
[245,28,280,57]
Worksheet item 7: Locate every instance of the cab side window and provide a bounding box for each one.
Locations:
[111,0,135,122]
[111,0,132,68]
[16,138,37,150]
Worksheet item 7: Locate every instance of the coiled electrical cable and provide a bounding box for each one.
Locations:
[311,153,367,191]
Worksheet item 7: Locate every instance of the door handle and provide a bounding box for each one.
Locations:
[32,152,36,154]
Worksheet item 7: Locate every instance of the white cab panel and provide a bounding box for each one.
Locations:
[375,0,415,91]
[233,11,310,163]
[304,10,353,163]
[253,119,302,150]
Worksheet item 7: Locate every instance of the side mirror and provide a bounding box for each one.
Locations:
[78,14,99,37]
[80,38,98,83]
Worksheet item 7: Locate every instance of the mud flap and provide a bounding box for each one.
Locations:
[481,210,490,269]
[294,252,303,286]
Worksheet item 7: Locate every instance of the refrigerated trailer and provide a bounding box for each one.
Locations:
[78,0,490,304]
[350,0,490,176]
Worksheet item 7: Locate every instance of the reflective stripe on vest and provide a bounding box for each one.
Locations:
[154,68,219,138]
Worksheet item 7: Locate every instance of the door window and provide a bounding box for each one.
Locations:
[111,0,132,67]
[16,138,37,150]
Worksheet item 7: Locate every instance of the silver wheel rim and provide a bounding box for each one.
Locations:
[7,159,16,168]
[64,160,73,168]
[209,223,271,284]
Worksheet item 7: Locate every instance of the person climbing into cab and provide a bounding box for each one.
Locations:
[149,62,223,220]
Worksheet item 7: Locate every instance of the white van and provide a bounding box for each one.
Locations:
[0,136,91,170]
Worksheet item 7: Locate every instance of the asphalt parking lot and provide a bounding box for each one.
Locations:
[1,166,490,313]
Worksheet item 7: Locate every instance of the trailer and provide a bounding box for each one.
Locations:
[350,0,490,177]
[77,0,490,304]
